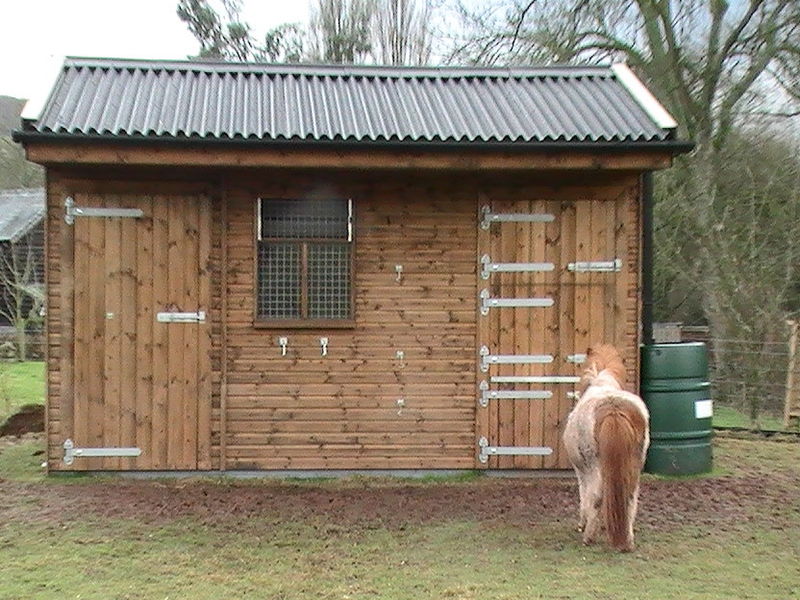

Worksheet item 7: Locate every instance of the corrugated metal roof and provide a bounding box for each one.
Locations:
[0,188,45,242]
[23,57,676,145]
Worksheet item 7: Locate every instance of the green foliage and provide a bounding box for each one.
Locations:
[0,361,44,423]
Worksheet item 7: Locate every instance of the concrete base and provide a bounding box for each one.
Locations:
[52,468,575,480]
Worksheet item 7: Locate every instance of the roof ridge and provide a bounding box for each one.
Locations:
[63,57,612,79]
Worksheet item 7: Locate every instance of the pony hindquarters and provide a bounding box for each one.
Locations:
[594,398,648,552]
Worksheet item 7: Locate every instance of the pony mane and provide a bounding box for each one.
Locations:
[581,344,627,390]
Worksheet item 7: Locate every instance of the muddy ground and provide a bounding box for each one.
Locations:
[1,436,798,538]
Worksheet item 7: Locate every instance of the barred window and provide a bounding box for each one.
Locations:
[257,198,353,325]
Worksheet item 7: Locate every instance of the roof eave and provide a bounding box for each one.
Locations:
[13,131,695,155]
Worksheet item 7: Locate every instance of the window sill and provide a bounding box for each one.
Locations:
[254,319,357,330]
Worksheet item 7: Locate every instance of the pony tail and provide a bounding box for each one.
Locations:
[595,402,647,552]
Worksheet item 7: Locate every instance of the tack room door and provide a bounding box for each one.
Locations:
[67,193,212,470]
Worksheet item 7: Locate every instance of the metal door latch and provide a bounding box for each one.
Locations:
[156,311,206,323]
[320,337,329,356]
[567,259,622,272]
[63,439,142,465]
[278,337,288,356]
[566,354,587,364]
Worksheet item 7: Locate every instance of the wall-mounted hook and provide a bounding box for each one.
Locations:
[278,337,288,357]
[320,337,329,357]
[396,397,405,416]
[395,350,406,369]
[395,264,403,282]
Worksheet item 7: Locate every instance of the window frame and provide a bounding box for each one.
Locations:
[253,197,356,329]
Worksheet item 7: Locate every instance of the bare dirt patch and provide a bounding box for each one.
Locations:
[0,404,44,437]
[2,441,797,536]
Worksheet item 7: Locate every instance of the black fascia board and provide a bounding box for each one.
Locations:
[12,130,695,155]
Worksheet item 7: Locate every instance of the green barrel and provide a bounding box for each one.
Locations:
[641,342,713,475]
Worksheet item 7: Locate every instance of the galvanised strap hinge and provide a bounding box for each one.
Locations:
[479,289,554,315]
[478,437,553,463]
[479,346,554,373]
[477,380,552,408]
[479,205,555,230]
[64,196,144,226]
[63,439,142,465]
[480,254,555,280]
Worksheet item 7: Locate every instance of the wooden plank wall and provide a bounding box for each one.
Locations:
[44,169,641,471]
[219,175,479,469]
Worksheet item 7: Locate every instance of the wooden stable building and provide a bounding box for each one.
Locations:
[15,58,688,472]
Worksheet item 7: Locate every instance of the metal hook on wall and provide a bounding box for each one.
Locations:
[395,264,403,282]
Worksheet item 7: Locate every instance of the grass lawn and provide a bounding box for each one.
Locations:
[0,436,798,600]
[714,404,786,431]
[0,361,44,423]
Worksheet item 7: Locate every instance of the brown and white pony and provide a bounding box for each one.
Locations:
[563,345,650,552]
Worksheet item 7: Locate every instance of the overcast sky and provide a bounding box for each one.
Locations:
[0,1,310,105]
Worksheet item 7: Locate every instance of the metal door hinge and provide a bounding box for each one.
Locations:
[480,254,555,280]
[491,375,581,384]
[478,437,553,463]
[479,289,553,315]
[64,197,144,226]
[480,346,553,372]
[480,205,555,230]
[63,439,142,465]
[478,380,552,407]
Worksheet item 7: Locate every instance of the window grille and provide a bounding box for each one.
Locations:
[257,243,301,319]
[257,199,353,323]
[308,243,351,319]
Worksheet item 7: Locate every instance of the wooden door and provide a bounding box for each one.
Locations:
[67,193,212,470]
[476,197,629,469]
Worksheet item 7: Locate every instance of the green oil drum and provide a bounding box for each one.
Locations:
[641,342,713,475]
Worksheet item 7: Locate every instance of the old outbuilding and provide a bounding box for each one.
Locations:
[0,187,45,357]
[15,57,689,472]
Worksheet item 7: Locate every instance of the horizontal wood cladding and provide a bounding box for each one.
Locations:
[223,176,478,470]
